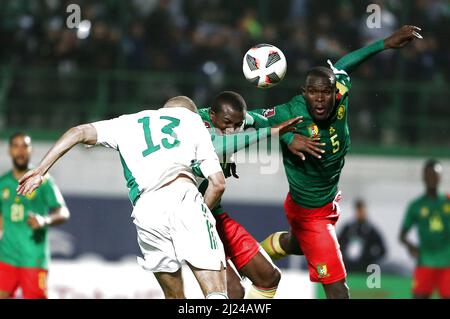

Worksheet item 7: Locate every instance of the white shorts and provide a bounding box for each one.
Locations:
[132,181,226,273]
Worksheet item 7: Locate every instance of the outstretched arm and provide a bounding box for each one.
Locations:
[16,124,97,195]
[334,25,422,73]
[252,106,325,160]
[211,116,302,159]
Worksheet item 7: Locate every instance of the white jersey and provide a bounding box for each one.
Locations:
[92,107,222,205]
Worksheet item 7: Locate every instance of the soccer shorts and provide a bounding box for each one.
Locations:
[284,192,346,284]
[215,213,260,270]
[413,266,450,297]
[132,181,225,273]
[0,261,48,299]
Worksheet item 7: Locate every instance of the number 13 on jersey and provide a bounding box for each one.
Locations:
[138,116,181,157]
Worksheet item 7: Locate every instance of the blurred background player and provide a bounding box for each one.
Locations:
[259,25,422,298]
[16,97,229,299]
[338,199,386,273]
[198,91,303,299]
[399,159,450,299]
[0,133,70,299]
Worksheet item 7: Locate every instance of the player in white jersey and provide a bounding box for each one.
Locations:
[17,96,228,299]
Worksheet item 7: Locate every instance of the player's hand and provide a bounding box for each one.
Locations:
[16,168,45,196]
[27,213,50,230]
[230,163,239,179]
[288,134,326,160]
[271,117,303,136]
[384,25,422,49]
[407,244,419,259]
[223,163,239,179]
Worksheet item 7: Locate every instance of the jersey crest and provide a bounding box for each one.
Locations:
[317,264,330,279]
[420,207,429,218]
[2,188,9,200]
[443,203,450,214]
[309,124,319,138]
[263,108,275,118]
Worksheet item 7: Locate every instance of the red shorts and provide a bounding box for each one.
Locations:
[0,261,48,299]
[284,192,346,284]
[215,213,260,270]
[413,266,450,297]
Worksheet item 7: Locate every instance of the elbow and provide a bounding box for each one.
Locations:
[214,179,226,196]
[213,176,226,196]
[399,231,406,244]
[70,125,86,143]
[73,124,96,144]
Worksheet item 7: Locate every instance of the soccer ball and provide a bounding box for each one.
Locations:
[242,44,287,89]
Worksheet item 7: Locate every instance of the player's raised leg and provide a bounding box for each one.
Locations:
[215,212,281,299]
[240,249,281,299]
[261,231,303,261]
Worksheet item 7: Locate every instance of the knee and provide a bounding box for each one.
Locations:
[254,267,281,288]
[270,268,282,287]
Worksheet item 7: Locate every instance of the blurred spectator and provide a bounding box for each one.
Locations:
[0,0,447,76]
[338,199,387,272]
[399,159,450,299]
[0,0,448,145]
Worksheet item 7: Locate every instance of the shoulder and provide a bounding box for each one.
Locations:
[407,195,426,212]
[0,171,12,185]
[327,60,352,90]
[245,111,265,124]
[197,107,211,120]
[271,95,304,112]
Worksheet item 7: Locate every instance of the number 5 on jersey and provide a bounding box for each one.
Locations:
[138,116,180,157]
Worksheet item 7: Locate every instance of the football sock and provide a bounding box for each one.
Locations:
[206,292,228,299]
[260,231,288,261]
[245,285,278,299]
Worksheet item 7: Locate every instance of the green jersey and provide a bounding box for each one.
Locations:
[255,70,351,208]
[254,39,385,208]
[0,171,66,269]
[401,193,450,267]
[197,107,269,215]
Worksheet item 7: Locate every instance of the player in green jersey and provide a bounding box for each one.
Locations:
[257,25,423,298]
[198,91,305,298]
[16,96,299,300]
[400,159,450,298]
[0,133,70,299]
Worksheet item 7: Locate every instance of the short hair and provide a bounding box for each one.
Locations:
[163,96,197,113]
[354,198,365,209]
[211,91,247,114]
[424,158,440,169]
[305,67,336,86]
[9,132,31,146]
